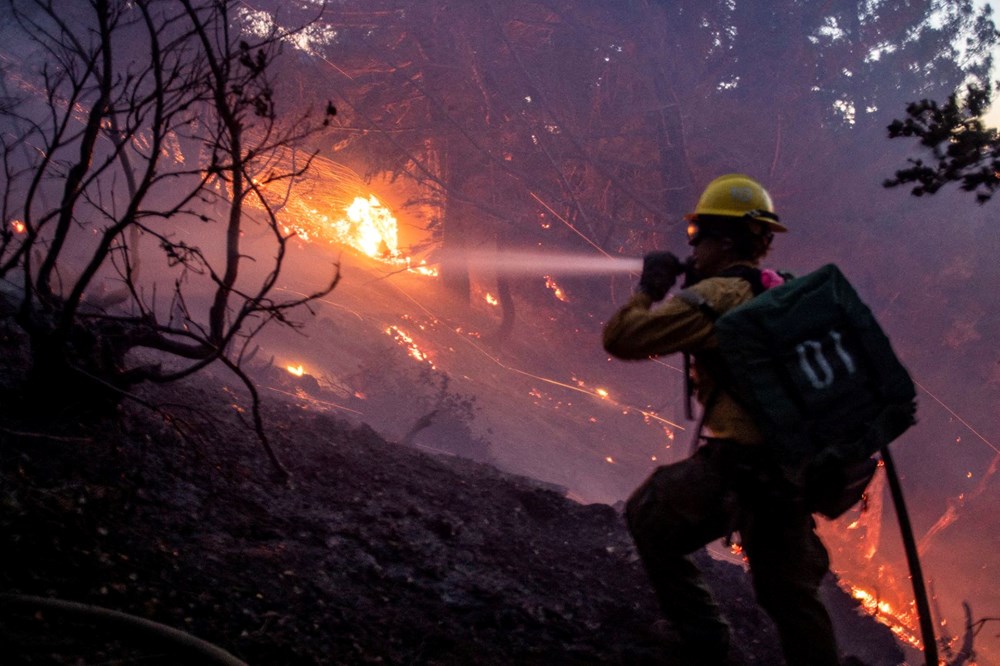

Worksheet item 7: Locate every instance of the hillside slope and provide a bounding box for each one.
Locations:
[0,354,903,664]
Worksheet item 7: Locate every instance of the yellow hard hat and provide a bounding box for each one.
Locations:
[686,174,787,233]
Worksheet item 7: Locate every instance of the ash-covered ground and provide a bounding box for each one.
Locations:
[0,340,904,664]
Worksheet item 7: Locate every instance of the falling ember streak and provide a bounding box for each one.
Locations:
[379,276,688,436]
[544,275,569,302]
[528,191,617,257]
[916,380,999,455]
[386,325,436,368]
[910,381,1000,555]
[286,364,305,377]
[263,386,363,415]
[415,289,684,426]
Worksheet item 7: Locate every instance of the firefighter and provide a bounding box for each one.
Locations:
[602,174,840,666]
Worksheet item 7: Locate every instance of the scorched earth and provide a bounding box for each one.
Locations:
[0,335,904,665]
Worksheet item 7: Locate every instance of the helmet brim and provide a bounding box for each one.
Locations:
[685,210,788,233]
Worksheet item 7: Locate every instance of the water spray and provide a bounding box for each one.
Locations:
[435,250,643,276]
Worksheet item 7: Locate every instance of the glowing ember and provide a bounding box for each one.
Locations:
[386,325,435,368]
[595,388,609,399]
[544,275,568,302]
[485,293,499,306]
[10,219,25,234]
[605,456,615,464]
[410,261,438,276]
[286,364,305,377]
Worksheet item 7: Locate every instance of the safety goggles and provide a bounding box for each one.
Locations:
[687,221,723,246]
[687,215,772,246]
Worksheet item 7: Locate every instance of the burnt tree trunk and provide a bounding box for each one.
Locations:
[439,163,472,303]
[20,316,130,422]
[494,273,515,345]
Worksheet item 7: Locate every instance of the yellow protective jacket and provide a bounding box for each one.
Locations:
[602,265,764,445]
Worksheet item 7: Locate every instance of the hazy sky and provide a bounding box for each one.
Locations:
[977,0,1000,124]
[986,104,1000,125]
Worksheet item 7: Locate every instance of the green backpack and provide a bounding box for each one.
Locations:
[707,264,917,516]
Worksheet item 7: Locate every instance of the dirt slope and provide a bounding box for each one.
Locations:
[0,360,903,664]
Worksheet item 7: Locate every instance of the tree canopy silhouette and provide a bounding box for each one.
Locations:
[885,83,1000,203]
[0,0,338,473]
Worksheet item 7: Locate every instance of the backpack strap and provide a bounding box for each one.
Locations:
[674,265,765,320]
[674,289,718,424]
[688,385,721,455]
[717,265,765,295]
[675,268,763,440]
[674,289,719,425]
[674,288,720,321]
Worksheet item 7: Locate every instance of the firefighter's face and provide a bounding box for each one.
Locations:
[690,233,734,277]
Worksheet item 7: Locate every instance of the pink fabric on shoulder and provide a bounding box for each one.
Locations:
[760,269,785,290]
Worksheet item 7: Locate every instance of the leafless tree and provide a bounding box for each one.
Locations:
[0,0,338,475]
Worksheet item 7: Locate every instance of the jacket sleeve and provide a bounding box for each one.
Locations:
[602,291,713,360]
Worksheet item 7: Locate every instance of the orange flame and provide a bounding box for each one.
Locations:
[286,364,305,377]
[386,325,436,368]
[342,195,398,258]
[847,583,923,649]
[250,157,436,275]
[279,193,400,260]
[544,275,568,302]
[305,194,437,275]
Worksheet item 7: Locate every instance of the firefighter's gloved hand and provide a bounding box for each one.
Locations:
[638,251,682,301]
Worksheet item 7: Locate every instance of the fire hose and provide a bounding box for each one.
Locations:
[881,447,939,666]
[0,593,248,665]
